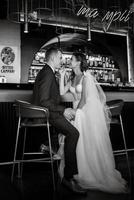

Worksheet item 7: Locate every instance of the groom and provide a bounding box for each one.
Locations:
[32,47,86,195]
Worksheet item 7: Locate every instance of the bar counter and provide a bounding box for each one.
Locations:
[1,83,134,102]
[0,83,134,162]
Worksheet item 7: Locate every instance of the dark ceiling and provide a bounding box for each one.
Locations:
[0,0,133,19]
[0,0,132,56]
[0,0,7,19]
[0,0,134,34]
[90,0,132,9]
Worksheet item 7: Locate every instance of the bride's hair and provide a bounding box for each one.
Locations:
[73,52,88,72]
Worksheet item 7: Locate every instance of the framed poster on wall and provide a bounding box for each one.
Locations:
[0,45,20,83]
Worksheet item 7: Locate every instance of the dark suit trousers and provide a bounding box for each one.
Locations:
[50,113,79,180]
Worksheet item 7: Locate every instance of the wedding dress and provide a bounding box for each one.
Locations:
[58,70,127,193]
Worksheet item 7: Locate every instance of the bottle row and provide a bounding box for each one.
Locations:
[90,69,117,83]
[62,54,117,69]
[28,53,120,84]
[28,66,119,84]
[87,55,116,69]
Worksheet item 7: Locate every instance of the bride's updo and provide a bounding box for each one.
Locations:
[73,52,88,72]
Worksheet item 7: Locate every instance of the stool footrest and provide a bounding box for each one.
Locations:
[24,152,45,155]
[114,148,134,154]
[24,152,61,160]
[12,158,54,163]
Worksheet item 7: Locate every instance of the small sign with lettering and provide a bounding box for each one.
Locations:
[0,46,20,83]
[77,4,134,31]
[63,0,134,31]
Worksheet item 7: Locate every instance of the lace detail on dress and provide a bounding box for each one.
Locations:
[69,76,83,109]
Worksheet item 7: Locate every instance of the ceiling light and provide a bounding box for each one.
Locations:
[87,19,91,41]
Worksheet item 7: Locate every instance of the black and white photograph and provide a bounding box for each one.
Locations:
[0,0,134,199]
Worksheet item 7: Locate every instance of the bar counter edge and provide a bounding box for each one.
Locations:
[1,83,134,102]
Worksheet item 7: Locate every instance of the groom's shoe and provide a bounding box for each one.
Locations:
[62,177,87,195]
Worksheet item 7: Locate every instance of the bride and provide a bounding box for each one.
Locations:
[58,52,127,193]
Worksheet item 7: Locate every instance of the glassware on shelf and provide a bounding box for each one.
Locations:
[28,51,120,85]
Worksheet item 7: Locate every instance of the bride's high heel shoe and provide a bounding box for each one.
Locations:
[40,144,61,159]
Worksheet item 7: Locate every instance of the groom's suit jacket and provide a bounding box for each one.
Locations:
[32,64,65,120]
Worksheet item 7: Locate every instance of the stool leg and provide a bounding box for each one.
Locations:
[19,127,27,178]
[11,117,21,182]
[47,122,56,191]
[17,162,21,178]
[120,115,132,183]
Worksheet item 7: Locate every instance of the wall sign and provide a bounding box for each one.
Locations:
[0,46,20,83]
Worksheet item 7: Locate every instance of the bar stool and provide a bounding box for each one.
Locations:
[11,99,60,191]
[106,99,131,182]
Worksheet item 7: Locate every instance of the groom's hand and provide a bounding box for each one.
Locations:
[63,108,76,121]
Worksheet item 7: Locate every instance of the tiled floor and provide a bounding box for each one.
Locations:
[0,152,134,200]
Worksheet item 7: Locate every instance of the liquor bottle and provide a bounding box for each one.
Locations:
[89,56,93,67]
[109,59,112,68]
[99,70,103,82]
[105,57,109,68]
[104,70,108,82]
[111,60,115,68]
[98,56,103,67]
[111,71,115,82]
[94,59,98,67]
[102,57,106,68]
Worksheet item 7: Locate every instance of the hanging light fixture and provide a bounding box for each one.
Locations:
[87,0,91,41]
[87,18,91,41]
[24,0,28,33]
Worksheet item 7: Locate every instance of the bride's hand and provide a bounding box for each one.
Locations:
[59,68,66,77]
[71,109,76,117]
